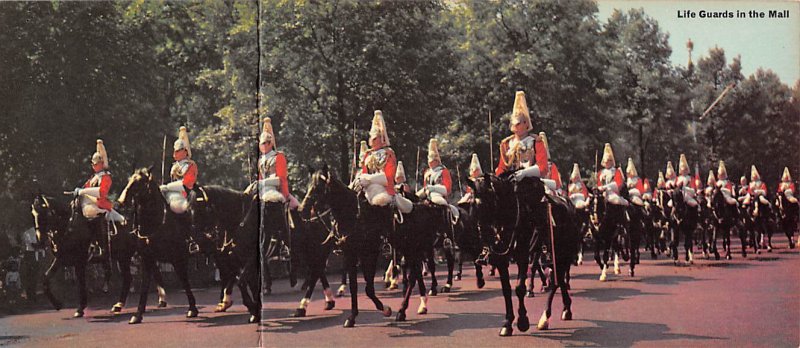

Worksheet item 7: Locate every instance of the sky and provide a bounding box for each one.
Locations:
[597,0,800,85]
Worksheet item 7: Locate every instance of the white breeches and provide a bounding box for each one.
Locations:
[569,193,588,210]
[365,183,392,207]
[606,192,629,206]
[80,198,125,223]
[457,192,474,205]
[785,190,798,203]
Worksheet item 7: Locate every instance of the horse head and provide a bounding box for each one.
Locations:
[118,166,157,208]
[31,193,63,249]
[299,165,333,220]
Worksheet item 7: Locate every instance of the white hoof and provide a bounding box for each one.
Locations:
[536,311,550,330]
[599,269,607,282]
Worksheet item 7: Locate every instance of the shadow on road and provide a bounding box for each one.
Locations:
[535,319,723,347]
[573,287,666,302]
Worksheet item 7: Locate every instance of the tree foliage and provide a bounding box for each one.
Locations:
[0,0,797,231]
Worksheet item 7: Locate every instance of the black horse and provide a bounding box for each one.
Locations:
[302,166,391,327]
[467,173,580,336]
[388,188,444,321]
[117,167,198,324]
[290,171,341,318]
[711,188,740,259]
[31,193,162,317]
[751,194,775,252]
[776,191,799,248]
[190,185,262,322]
[590,188,630,280]
[454,201,486,289]
[669,188,698,264]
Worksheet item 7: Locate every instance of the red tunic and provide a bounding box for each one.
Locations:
[84,172,113,210]
[423,167,453,196]
[550,163,562,189]
[495,135,548,177]
[181,161,198,190]
[361,148,397,196]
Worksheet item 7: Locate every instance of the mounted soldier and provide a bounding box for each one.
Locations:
[777,167,796,204]
[568,164,589,210]
[626,158,644,207]
[457,153,483,205]
[538,132,563,196]
[417,138,459,222]
[160,126,199,253]
[71,139,126,258]
[715,161,737,205]
[596,143,628,207]
[675,154,699,208]
[495,91,548,182]
[356,110,413,214]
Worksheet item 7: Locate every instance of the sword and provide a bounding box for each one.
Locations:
[415,147,421,191]
[161,135,167,185]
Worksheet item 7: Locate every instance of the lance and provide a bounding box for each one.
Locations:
[699,83,735,120]
[456,164,464,197]
[160,135,167,185]
[247,152,253,182]
[350,121,357,183]
[547,201,559,287]
[415,147,421,191]
[488,111,494,169]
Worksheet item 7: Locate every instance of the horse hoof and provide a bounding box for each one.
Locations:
[442,284,452,293]
[527,290,535,298]
[382,306,392,317]
[54,302,63,311]
[264,288,272,296]
[337,285,347,297]
[499,326,513,337]
[324,301,335,311]
[396,311,406,322]
[186,308,198,318]
[599,272,607,282]
[715,253,721,260]
[158,300,167,308]
[517,316,530,332]
[455,274,462,281]
[629,269,635,277]
[388,282,398,290]
[726,254,732,260]
[562,309,573,321]
[767,247,773,253]
[344,318,355,328]
[293,308,306,318]
[111,302,124,313]
[129,314,142,324]
[614,267,621,275]
[73,309,84,318]
[476,278,485,289]
[249,314,260,324]
[428,288,438,296]
[417,304,427,315]
[214,301,233,313]
[537,312,550,330]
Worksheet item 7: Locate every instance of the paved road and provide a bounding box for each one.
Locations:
[2,238,798,347]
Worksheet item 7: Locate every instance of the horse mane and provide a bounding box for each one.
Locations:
[200,185,247,205]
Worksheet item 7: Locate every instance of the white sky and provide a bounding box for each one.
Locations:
[597,0,800,85]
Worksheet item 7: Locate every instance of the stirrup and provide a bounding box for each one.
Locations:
[443,237,454,251]
[188,241,200,254]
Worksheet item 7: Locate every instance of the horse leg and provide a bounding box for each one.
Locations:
[442,247,454,293]
[263,262,273,295]
[130,257,155,324]
[559,266,573,321]
[396,261,417,322]
[684,226,694,264]
[361,251,390,316]
[173,259,198,318]
[74,262,88,318]
[426,252,438,296]
[343,252,359,328]
[112,259,132,313]
[42,258,63,311]
[496,259,514,337]
[151,265,167,307]
[537,270,558,331]
[337,268,348,297]
[514,256,530,332]
[101,260,111,294]
[293,272,317,318]
[474,261,485,289]
[711,225,720,260]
